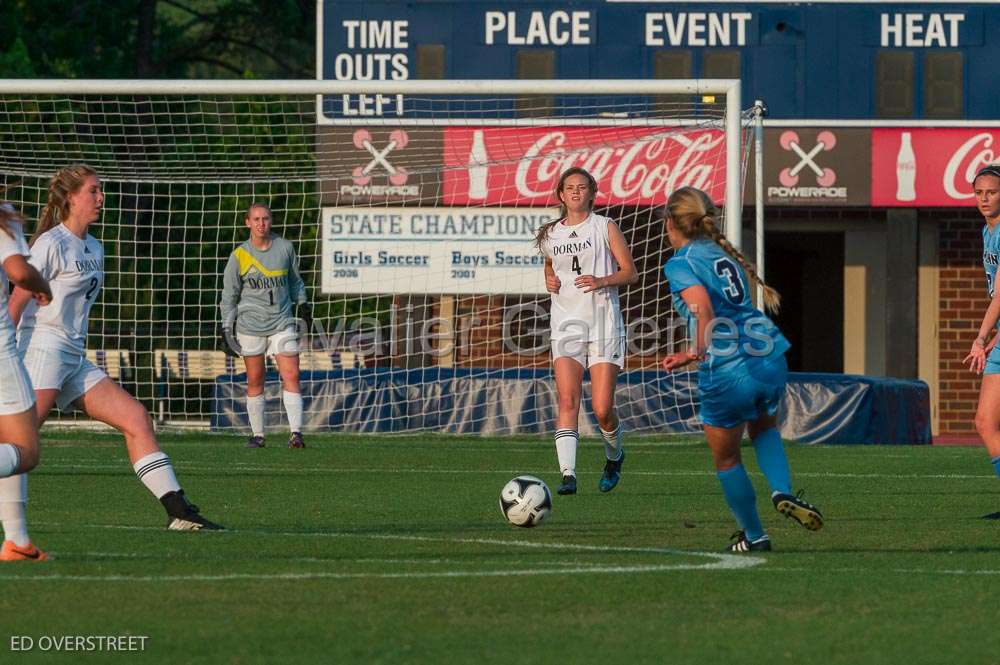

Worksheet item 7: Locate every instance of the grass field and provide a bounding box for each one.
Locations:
[2,431,999,664]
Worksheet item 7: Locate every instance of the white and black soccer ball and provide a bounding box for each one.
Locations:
[499,475,552,528]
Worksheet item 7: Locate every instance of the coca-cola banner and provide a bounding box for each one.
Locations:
[757,128,871,206]
[872,128,1000,207]
[442,127,727,206]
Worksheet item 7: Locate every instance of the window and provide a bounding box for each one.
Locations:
[653,50,692,79]
[515,50,555,116]
[652,50,694,109]
[415,44,445,80]
[924,51,962,119]
[875,50,914,118]
[702,51,741,79]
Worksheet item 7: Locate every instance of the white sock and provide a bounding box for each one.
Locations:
[247,393,265,436]
[133,451,181,499]
[554,429,578,477]
[282,390,303,433]
[600,423,623,461]
[0,443,19,477]
[0,474,29,546]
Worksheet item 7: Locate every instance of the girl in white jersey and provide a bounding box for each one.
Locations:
[535,167,638,495]
[0,202,52,561]
[8,164,222,531]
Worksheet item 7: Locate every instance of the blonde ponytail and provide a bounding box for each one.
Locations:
[666,186,781,314]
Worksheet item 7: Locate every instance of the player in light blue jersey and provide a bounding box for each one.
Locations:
[962,164,1000,518]
[661,187,823,552]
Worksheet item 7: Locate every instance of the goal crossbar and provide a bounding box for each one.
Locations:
[0,78,743,245]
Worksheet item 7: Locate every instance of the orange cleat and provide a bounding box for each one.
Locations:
[0,540,48,562]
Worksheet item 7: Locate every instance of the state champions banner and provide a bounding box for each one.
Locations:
[321,207,553,294]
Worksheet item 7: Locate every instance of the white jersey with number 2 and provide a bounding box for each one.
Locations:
[18,223,104,356]
[541,213,624,342]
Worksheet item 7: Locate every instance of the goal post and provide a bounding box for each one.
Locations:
[0,78,749,434]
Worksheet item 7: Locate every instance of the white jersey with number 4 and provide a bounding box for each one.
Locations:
[541,213,624,342]
[18,224,104,356]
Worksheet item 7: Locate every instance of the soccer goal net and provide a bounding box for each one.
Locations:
[0,79,750,435]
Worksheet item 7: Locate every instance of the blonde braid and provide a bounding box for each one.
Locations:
[666,186,781,314]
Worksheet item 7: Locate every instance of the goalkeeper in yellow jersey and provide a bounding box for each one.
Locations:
[220,203,310,449]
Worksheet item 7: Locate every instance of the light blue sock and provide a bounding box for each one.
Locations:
[992,456,1000,479]
[717,464,765,541]
[752,428,792,495]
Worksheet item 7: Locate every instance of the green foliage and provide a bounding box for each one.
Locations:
[0,37,36,78]
[3,0,314,79]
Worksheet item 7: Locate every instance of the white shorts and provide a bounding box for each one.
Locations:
[0,353,35,415]
[21,346,108,411]
[551,336,626,369]
[236,326,300,357]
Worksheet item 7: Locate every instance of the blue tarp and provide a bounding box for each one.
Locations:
[212,368,931,444]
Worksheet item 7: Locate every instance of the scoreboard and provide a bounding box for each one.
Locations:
[319,0,999,120]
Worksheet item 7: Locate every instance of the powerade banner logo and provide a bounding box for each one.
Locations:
[318,127,444,204]
[762,128,870,205]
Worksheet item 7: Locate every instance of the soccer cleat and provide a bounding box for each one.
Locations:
[246,435,265,449]
[161,490,224,531]
[981,511,1000,520]
[773,490,824,531]
[0,540,47,562]
[598,449,625,493]
[727,531,772,553]
[557,474,577,495]
[288,431,306,449]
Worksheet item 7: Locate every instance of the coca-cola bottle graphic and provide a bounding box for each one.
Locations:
[896,132,917,202]
[468,130,489,200]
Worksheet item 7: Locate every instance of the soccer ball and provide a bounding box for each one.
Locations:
[499,475,552,528]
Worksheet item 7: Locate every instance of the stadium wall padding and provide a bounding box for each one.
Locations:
[212,369,931,444]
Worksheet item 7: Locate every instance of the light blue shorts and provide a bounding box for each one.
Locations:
[985,344,1000,375]
[699,354,788,429]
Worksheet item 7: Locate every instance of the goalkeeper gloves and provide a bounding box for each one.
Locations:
[220,324,240,357]
[295,302,313,331]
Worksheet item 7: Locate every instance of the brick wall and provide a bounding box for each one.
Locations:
[934,210,986,435]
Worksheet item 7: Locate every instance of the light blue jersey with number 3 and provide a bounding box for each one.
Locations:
[663,239,790,382]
